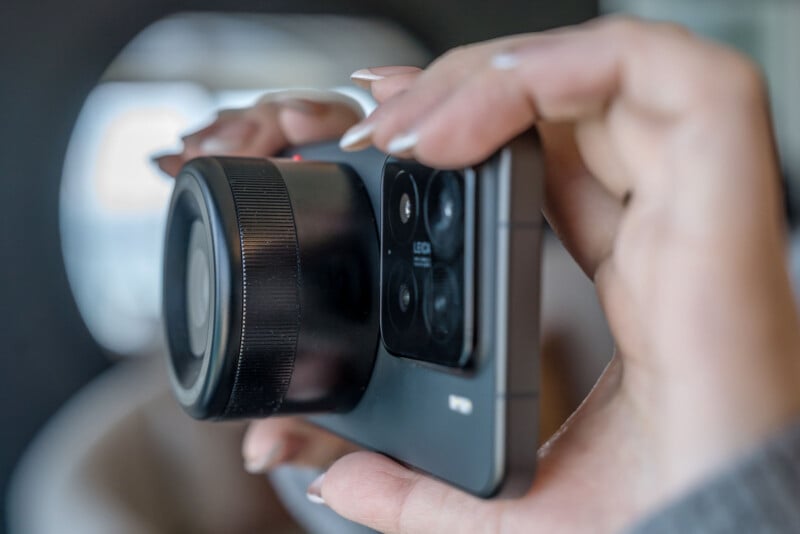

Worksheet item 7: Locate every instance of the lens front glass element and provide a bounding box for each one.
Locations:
[186,219,212,357]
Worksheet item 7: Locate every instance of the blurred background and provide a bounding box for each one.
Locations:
[1,0,798,532]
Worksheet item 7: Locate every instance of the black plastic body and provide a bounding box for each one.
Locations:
[284,138,544,498]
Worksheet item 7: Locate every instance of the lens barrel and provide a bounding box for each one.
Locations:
[163,157,379,419]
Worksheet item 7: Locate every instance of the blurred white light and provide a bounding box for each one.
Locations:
[92,108,180,213]
[60,82,215,357]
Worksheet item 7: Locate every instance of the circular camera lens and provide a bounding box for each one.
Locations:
[185,220,212,357]
[399,192,412,224]
[387,261,417,331]
[388,171,418,243]
[164,157,379,420]
[398,283,411,312]
[423,265,461,343]
[424,171,463,259]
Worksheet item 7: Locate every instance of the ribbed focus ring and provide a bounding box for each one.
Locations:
[221,159,300,417]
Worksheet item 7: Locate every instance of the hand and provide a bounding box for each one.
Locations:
[301,17,800,533]
[153,90,363,176]
[153,89,366,472]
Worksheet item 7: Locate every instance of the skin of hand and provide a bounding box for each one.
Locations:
[153,91,364,177]
[303,16,800,533]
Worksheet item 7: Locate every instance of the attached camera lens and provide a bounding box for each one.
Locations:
[424,171,463,259]
[388,171,418,243]
[423,265,461,343]
[387,261,417,331]
[164,156,379,420]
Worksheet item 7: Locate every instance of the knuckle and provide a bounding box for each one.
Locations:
[433,44,468,68]
[654,21,693,40]
[596,14,648,41]
[598,16,694,49]
[726,54,767,97]
[695,52,767,110]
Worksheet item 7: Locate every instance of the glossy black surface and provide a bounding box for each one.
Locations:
[381,161,471,367]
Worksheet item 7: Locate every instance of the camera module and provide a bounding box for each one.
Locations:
[381,160,473,367]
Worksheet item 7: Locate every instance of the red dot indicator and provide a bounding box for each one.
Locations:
[292,154,303,161]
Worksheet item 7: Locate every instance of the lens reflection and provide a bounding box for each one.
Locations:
[424,172,463,259]
[388,171,418,243]
[186,220,211,357]
[423,265,460,342]
[387,261,417,330]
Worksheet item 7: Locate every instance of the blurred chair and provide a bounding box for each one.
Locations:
[8,360,298,534]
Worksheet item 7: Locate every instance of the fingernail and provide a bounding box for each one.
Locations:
[351,66,421,88]
[306,473,326,505]
[351,68,385,82]
[387,131,419,154]
[244,441,284,474]
[339,122,376,151]
[351,69,385,89]
[490,52,520,70]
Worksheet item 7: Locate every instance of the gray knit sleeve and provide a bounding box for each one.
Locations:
[626,423,800,533]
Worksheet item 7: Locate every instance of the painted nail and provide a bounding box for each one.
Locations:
[490,52,520,71]
[351,69,383,89]
[244,441,284,474]
[387,131,419,154]
[339,122,376,151]
[351,68,385,83]
[306,473,326,505]
[351,66,421,89]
